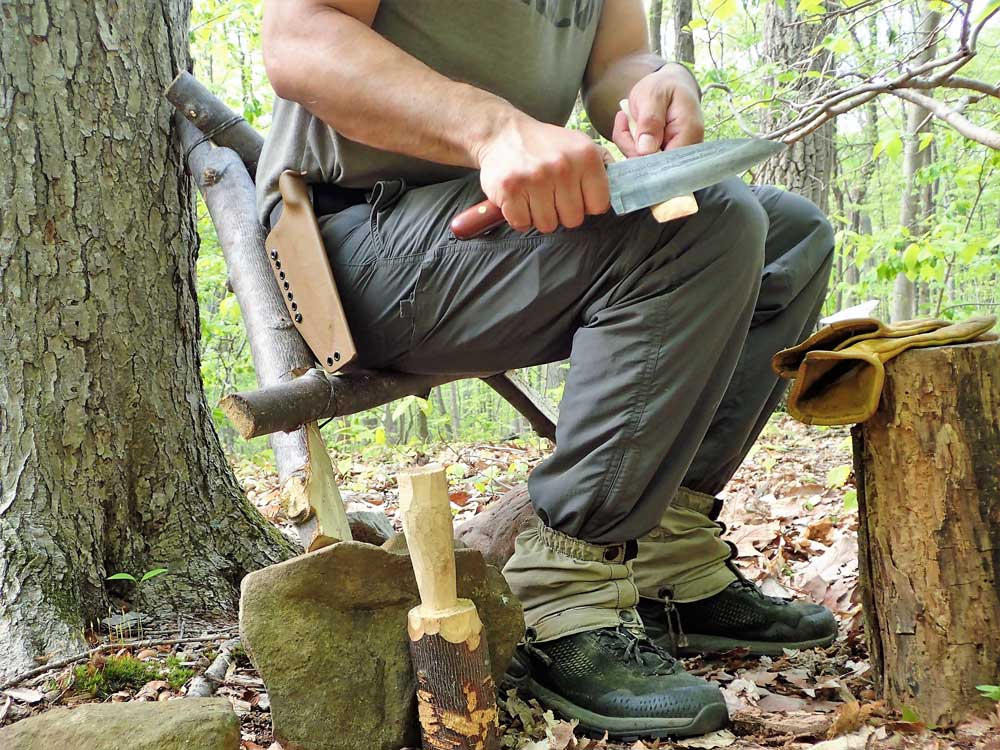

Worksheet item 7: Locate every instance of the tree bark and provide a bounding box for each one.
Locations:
[892,11,940,323]
[673,0,695,65]
[854,341,1000,726]
[648,0,664,57]
[758,3,836,213]
[0,0,294,680]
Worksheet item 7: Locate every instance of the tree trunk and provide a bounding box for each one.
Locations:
[0,0,294,679]
[648,0,663,57]
[893,11,940,322]
[673,0,695,65]
[758,3,835,213]
[853,341,1000,726]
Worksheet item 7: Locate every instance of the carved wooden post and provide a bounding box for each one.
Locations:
[854,340,1000,726]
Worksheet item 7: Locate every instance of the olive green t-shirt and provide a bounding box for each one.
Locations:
[256,0,603,223]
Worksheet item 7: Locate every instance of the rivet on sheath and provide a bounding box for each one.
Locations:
[294,313,302,323]
[326,357,334,366]
[283,281,289,290]
[333,351,341,361]
[291,302,297,311]
[287,292,293,301]
[270,249,278,259]
[275,260,281,269]
[279,271,285,280]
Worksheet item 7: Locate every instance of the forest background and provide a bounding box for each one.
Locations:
[190,0,1000,470]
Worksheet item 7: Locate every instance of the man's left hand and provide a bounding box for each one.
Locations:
[612,64,704,157]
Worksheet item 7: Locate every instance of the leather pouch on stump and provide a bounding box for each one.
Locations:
[264,170,357,373]
[772,315,996,425]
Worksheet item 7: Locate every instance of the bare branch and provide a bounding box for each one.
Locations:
[890,89,1000,149]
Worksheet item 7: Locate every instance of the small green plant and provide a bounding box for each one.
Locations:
[976,684,1000,701]
[73,655,160,698]
[165,655,195,690]
[107,568,169,586]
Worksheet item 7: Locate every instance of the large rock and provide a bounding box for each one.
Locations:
[0,697,238,750]
[240,541,523,750]
[345,509,396,545]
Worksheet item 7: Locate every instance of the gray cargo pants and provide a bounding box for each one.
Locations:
[317,172,833,639]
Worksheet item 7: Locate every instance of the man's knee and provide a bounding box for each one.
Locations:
[696,178,768,283]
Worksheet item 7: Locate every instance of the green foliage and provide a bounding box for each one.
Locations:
[73,656,160,699]
[188,1,1000,458]
[107,568,169,586]
[977,684,1000,701]
[165,655,196,690]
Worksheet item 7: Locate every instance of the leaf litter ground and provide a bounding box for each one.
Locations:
[3,415,998,749]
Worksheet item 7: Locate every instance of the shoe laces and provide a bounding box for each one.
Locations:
[725,558,790,605]
[594,626,680,676]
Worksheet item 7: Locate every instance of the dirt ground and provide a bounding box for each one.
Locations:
[3,414,998,749]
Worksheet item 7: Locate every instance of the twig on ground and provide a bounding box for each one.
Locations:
[186,637,242,698]
[0,629,239,692]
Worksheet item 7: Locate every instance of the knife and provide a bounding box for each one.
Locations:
[450,137,786,240]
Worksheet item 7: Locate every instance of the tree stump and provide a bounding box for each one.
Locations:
[853,340,1000,726]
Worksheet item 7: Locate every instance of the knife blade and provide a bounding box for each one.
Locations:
[450,137,786,240]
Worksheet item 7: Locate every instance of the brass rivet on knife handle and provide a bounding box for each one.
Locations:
[619,99,699,222]
[399,464,500,750]
[451,199,506,240]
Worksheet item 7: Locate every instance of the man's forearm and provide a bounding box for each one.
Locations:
[583,54,700,140]
[264,4,519,169]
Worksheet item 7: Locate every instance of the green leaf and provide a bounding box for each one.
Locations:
[107,573,137,583]
[918,132,934,152]
[826,464,852,488]
[843,489,858,511]
[374,426,386,445]
[902,242,921,270]
[901,706,923,723]
[976,685,1000,701]
[139,568,169,583]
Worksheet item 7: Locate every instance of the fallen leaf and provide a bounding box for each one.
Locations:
[449,490,472,506]
[2,688,44,705]
[826,700,862,738]
[674,729,737,748]
[136,648,158,661]
[809,726,875,749]
[546,719,577,750]
[756,692,807,712]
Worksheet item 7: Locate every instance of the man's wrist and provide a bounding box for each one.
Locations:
[656,61,702,101]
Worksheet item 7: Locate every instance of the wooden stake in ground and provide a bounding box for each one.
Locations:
[853,340,1000,726]
[399,465,500,750]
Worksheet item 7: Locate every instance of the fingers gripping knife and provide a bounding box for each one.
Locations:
[450,137,785,239]
[399,464,500,750]
[265,170,358,373]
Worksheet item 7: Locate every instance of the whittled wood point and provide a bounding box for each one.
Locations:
[399,464,458,615]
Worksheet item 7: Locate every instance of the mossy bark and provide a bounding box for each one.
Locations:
[0,0,294,680]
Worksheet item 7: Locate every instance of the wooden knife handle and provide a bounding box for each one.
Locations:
[451,200,506,240]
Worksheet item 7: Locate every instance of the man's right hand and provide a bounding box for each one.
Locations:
[473,114,611,234]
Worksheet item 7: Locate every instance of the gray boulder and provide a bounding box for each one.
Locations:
[346,509,396,545]
[240,541,523,750]
[0,697,238,750]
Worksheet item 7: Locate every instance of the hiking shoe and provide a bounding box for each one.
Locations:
[638,578,838,657]
[503,626,728,739]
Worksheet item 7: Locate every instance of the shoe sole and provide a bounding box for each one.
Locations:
[505,673,729,740]
[670,632,837,658]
